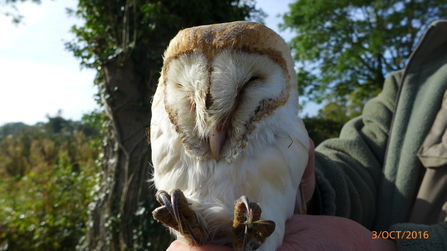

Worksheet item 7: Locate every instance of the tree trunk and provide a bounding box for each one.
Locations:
[80,55,170,251]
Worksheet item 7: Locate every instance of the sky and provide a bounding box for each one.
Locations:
[0,0,98,126]
[0,0,320,126]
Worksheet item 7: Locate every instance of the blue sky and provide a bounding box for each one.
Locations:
[0,0,320,126]
[0,0,97,125]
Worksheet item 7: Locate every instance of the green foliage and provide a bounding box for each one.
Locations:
[316,92,364,123]
[0,116,101,251]
[283,0,447,119]
[131,195,173,251]
[0,122,28,136]
[65,0,265,71]
[303,117,343,146]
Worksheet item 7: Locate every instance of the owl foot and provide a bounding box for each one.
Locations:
[152,189,207,245]
[232,196,276,251]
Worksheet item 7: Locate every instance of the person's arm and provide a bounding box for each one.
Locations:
[310,69,447,250]
[310,70,401,227]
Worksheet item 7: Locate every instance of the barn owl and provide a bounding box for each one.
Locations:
[150,21,309,251]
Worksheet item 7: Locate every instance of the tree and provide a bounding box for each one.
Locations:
[282,0,447,120]
[66,1,264,250]
[302,117,343,146]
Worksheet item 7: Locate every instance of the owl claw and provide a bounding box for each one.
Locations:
[232,196,276,251]
[152,189,207,246]
[154,190,185,233]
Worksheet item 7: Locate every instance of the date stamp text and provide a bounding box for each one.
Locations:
[372,231,429,239]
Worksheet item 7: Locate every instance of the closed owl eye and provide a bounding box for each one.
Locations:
[248,76,259,83]
[247,76,264,87]
[239,76,261,93]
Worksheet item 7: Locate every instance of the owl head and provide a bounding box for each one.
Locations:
[156,21,299,162]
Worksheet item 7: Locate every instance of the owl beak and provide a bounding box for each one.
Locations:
[209,126,225,160]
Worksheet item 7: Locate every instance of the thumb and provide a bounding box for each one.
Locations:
[300,137,315,203]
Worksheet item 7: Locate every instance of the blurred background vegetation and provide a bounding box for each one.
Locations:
[1,0,447,250]
[0,111,102,250]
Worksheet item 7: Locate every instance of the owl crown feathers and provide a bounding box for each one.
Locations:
[162,21,297,91]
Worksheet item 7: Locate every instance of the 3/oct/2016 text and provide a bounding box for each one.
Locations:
[372,231,429,239]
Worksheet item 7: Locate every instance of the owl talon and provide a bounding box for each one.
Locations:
[152,189,207,245]
[232,196,276,251]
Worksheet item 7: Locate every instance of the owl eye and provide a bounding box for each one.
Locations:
[248,76,259,83]
[239,76,261,93]
[241,76,260,89]
[245,76,260,85]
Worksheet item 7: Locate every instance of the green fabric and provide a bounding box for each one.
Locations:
[390,222,447,251]
[312,20,447,250]
[417,89,447,168]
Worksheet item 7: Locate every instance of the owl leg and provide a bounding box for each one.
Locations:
[232,196,276,251]
[152,189,207,245]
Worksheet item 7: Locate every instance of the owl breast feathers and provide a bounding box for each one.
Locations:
[151,21,309,251]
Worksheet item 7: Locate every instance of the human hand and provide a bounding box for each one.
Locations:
[301,137,315,203]
[167,214,396,251]
[278,214,396,251]
[167,241,231,251]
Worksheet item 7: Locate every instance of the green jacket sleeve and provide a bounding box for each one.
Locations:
[311,70,447,250]
[312,70,400,228]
